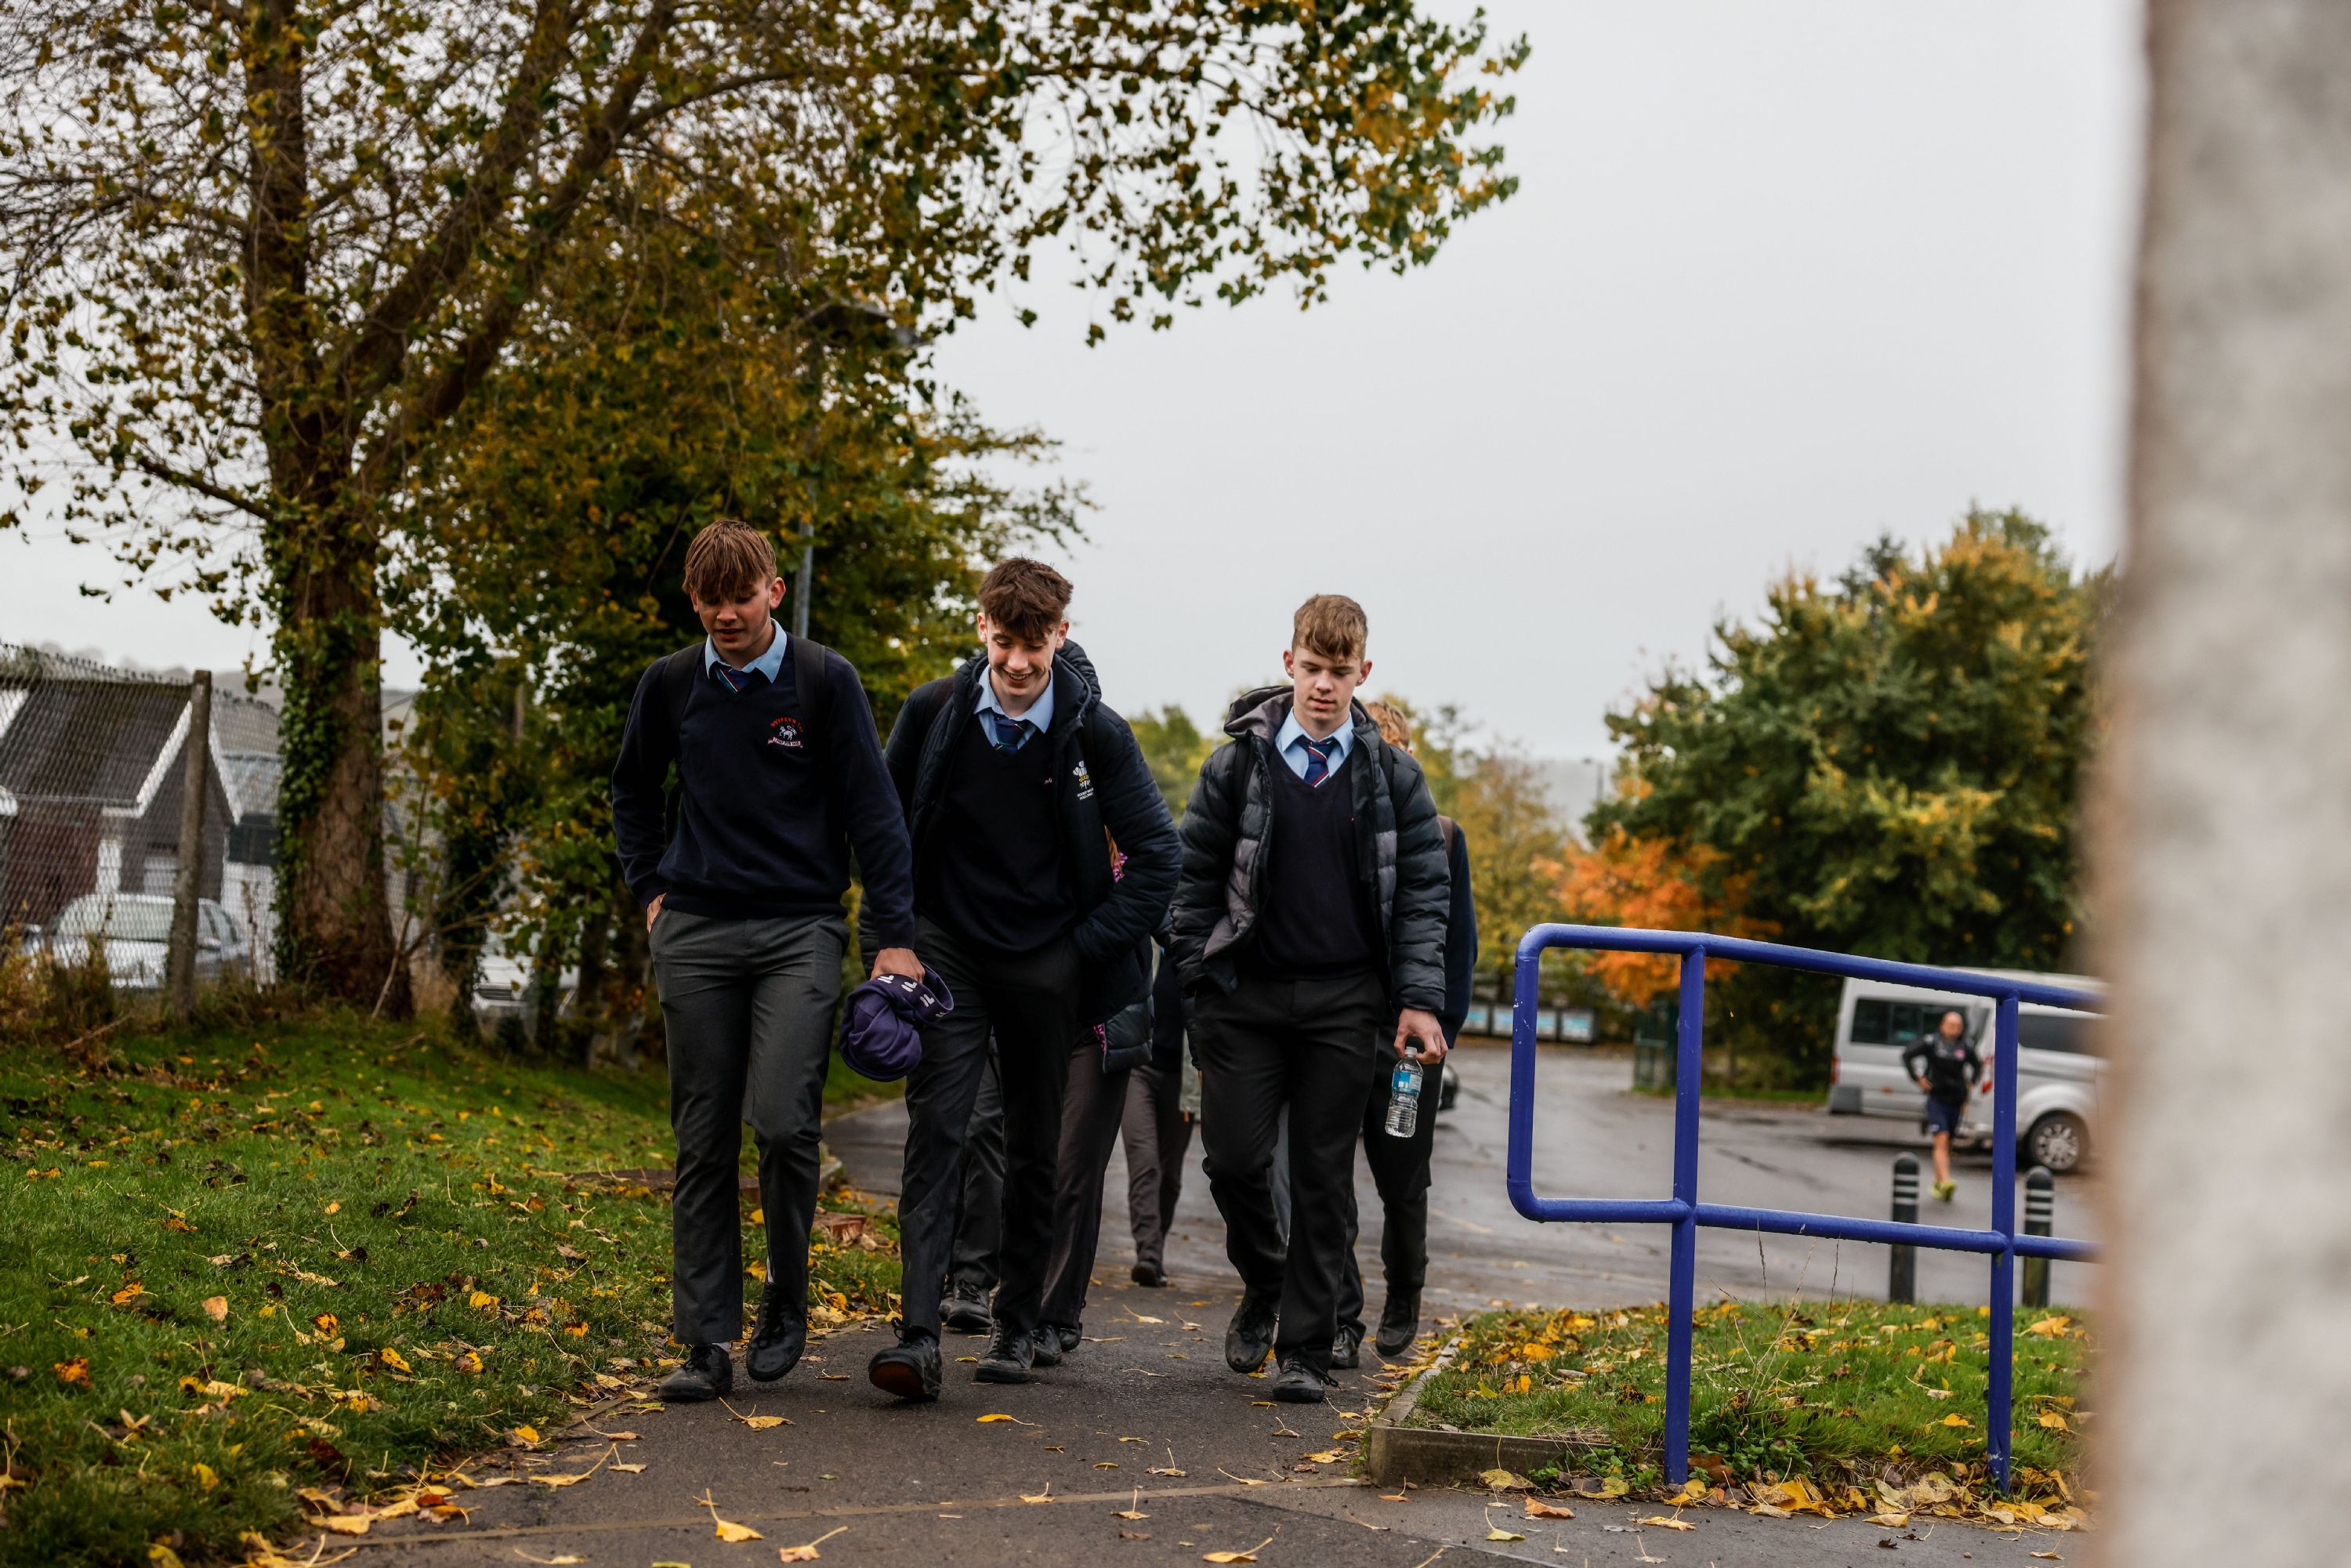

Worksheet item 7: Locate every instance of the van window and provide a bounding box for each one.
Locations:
[1850,1000,1934,1045]
[2015,1013,2097,1056]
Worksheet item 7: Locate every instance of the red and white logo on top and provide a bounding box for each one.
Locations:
[767,715,805,750]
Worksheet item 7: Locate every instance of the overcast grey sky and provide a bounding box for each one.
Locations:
[1,0,2143,758]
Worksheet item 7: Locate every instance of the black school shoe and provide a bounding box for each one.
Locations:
[940,1284,992,1336]
[868,1331,942,1403]
[1375,1293,1421,1360]
[1030,1324,1079,1367]
[1224,1288,1279,1374]
[746,1284,806,1382]
[1331,1324,1363,1370]
[1130,1259,1165,1287]
[973,1323,1037,1384]
[657,1342,734,1403]
[1269,1356,1335,1403]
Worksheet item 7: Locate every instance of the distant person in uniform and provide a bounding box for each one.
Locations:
[1904,1008,1982,1201]
[1332,700,1476,1366]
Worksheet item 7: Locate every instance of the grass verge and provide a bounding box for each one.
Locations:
[0,1014,900,1567]
[1407,1299,2092,1525]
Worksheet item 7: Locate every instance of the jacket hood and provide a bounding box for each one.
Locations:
[1223,683,1372,745]
[955,638,1101,733]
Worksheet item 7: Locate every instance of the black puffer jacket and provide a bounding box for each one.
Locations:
[1169,686,1448,1012]
[872,641,1179,1027]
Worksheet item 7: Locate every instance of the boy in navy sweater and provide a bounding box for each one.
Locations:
[612,520,918,1402]
[864,559,1179,1400]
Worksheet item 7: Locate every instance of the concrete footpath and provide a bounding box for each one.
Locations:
[333,1046,2088,1568]
[343,1287,2066,1568]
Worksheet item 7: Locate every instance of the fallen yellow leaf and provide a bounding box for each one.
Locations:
[534,1447,615,1488]
[377,1347,411,1374]
[697,1488,763,1541]
[1302,1451,1342,1464]
[1485,1524,1527,1542]
[469,1290,500,1309]
[1938,1414,1973,1429]
[976,1413,1021,1423]
[1523,1499,1574,1519]
[201,1296,228,1323]
[1020,1483,1054,1504]
[111,1281,146,1305]
[1201,1534,1274,1564]
[2026,1316,2072,1338]
[778,1525,849,1562]
[2030,1554,2063,1563]
[2038,1410,2071,1432]
[324,1200,341,1215]
[1869,1512,1911,1527]
[1636,1516,1695,1531]
[1480,1467,1531,1490]
[320,1515,371,1537]
[190,1463,219,1491]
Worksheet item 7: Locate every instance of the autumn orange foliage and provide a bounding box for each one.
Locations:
[1545,828,1772,1002]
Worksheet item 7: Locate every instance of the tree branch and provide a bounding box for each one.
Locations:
[326,0,580,407]
[353,0,680,498]
[133,452,286,527]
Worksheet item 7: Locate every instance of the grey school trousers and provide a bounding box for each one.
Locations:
[652,908,846,1344]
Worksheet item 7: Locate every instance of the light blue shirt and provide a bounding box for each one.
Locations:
[975,668,1055,749]
[1274,708,1354,782]
[704,626,788,684]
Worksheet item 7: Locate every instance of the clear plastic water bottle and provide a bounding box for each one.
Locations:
[1384,1055,1425,1138]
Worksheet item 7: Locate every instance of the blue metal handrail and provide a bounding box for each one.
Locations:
[1506,924,2103,1491]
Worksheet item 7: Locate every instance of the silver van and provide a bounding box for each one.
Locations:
[1824,969,2104,1174]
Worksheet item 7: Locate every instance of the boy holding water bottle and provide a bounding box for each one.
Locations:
[1170,594,1451,1403]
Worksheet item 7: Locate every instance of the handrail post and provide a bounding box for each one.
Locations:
[1987,993,2021,1492]
[1505,934,1545,1218]
[1661,947,1706,1487]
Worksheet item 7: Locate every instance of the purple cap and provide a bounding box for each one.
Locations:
[836,967,955,1081]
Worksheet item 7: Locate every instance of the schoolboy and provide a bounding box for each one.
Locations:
[610,519,918,1402]
[1170,594,1451,1403]
[1332,699,1479,1366]
[864,559,1179,1400]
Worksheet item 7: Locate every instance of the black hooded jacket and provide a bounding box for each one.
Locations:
[869,641,1179,1026]
[1169,685,1449,1012]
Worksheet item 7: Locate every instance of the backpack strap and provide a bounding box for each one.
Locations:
[791,631,831,743]
[1436,813,1458,858]
[657,642,702,741]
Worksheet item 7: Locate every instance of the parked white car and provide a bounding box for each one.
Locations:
[27,892,251,990]
[1824,969,2104,1174]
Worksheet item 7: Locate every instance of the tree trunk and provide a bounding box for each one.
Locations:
[574,893,611,1070]
[271,505,404,1010]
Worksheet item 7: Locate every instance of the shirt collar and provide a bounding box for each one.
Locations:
[974,664,1056,736]
[1275,706,1355,767]
[704,626,788,683]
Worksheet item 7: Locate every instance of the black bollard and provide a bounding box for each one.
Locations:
[1889,1153,1920,1303]
[2021,1165,2056,1308]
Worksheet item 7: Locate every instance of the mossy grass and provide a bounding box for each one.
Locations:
[0,1012,900,1566]
[1408,1298,2089,1500]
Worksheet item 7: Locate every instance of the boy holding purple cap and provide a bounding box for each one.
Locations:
[864,558,1179,1401]
[611,520,918,1403]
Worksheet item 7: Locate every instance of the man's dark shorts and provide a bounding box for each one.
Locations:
[1922,1095,1965,1136]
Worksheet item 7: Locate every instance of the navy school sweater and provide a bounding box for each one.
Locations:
[609,642,916,947]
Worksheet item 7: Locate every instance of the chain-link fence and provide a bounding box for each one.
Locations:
[0,643,283,1007]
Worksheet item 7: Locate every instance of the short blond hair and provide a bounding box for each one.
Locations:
[1291,593,1367,663]
[683,518,778,603]
[1362,699,1414,751]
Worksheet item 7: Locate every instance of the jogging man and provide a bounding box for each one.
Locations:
[1904,1008,1983,1200]
[865,558,1179,1400]
[1171,594,1451,1403]
[611,519,918,1403]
